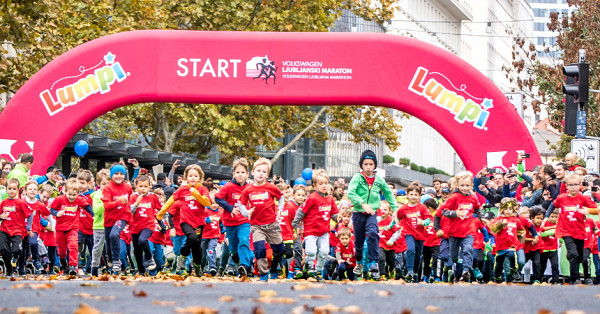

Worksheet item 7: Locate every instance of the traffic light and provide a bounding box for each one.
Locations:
[562,60,589,138]
[562,63,589,106]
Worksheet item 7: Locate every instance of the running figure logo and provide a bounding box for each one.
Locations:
[246,56,277,85]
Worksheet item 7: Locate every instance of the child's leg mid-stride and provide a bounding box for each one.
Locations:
[352,212,380,278]
[251,222,284,281]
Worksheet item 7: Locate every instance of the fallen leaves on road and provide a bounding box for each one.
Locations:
[72,292,115,301]
[11,283,54,290]
[537,309,553,314]
[425,305,441,312]
[80,283,99,287]
[375,290,392,297]
[132,289,147,297]
[299,294,332,300]
[73,303,101,314]
[253,297,297,304]
[346,288,355,294]
[291,283,324,291]
[313,304,340,313]
[563,311,586,314]
[152,300,176,306]
[401,309,412,314]
[97,275,110,281]
[173,306,218,314]
[258,289,278,297]
[218,296,234,302]
[341,305,363,313]
[16,307,40,314]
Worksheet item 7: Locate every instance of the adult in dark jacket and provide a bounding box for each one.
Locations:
[153,173,175,200]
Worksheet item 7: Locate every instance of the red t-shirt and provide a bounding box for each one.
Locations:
[214,181,249,227]
[102,181,133,227]
[393,228,407,253]
[299,192,339,237]
[202,207,223,239]
[584,219,598,253]
[26,200,50,234]
[335,241,356,268]
[129,193,162,234]
[524,225,543,253]
[439,193,481,238]
[78,192,94,235]
[172,185,210,229]
[554,193,598,239]
[51,195,90,232]
[491,216,523,251]
[362,172,375,187]
[278,200,299,242]
[542,221,558,252]
[379,216,401,250]
[517,216,533,251]
[120,224,131,244]
[0,198,32,237]
[424,224,442,247]
[39,200,56,246]
[396,203,431,241]
[434,208,451,239]
[472,219,487,250]
[239,182,283,226]
[167,201,184,236]
[149,218,167,245]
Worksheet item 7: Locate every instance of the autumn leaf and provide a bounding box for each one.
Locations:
[152,300,177,306]
[73,303,101,314]
[72,292,116,301]
[425,305,441,312]
[12,283,54,290]
[253,297,297,304]
[218,296,234,302]
[375,290,392,297]
[299,294,332,300]
[258,289,277,297]
[16,307,40,314]
[133,289,148,297]
[173,306,218,314]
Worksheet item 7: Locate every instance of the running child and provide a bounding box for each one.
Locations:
[0,178,33,276]
[490,198,525,283]
[129,175,162,274]
[335,228,356,281]
[278,184,306,278]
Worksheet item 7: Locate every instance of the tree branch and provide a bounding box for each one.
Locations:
[270,106,326,164]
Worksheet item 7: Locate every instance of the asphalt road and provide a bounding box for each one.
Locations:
[1,276,599,314]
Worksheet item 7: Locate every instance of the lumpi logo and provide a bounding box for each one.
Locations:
[408,67,493,130]
[40,52,129,116]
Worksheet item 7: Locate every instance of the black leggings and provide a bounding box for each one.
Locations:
[180,223,203,265]
[422,245,439,279]
[132,228,153,273]
[563,236,584,283]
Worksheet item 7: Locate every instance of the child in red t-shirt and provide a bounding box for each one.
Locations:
[23,181,51,274]
[490,198,525,283]
[421,198,440,283]
[239,158,285,281]
[157,164,211,277]
[0,179,33,276]
[214,157,252,277]
[582,219,599,285]
[524,206,545,284]
[395,184,432,282]
[438,171,481,282]
[37,184,57,274]
[544,172,598,284]
[129,175,162,275]
[388,225,407,280]
[292,169,339,281]
[51,179,93,275]
[202,196,224,276]
[279,184,306,279]
[540,210,559,284]
[101,165,133,273]
[378,200,398,280]
[335,227,356,281]
[76,170,94,274]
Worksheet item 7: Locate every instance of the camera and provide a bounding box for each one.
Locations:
[592,186,599,192]
[582,181,589,187]
[522,153,530,158]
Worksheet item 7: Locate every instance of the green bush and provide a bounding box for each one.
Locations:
[399,157,410,166]
[383,155,395,164]
[418,166,427,173]
[410,163,419,171]
[426,167,437,174]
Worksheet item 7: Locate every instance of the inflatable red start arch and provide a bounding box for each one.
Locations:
[0,30,541,174]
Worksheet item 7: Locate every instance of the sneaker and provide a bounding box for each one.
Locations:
[210,268,218,277]
[460,271,471,283]
[18,268,26,276]
[259,274,269,282]
[269,272,279,280]
[353,263,364,278]
[307,270,315,278]
[193,264,202,277]
[68,266,77,276]
[176,256,186,272]
[473,268,483,280]
[434,278,442,283]
[394,268,403,280]
[405,271,414,283]
[422,276,429,283]
[226,265,236,276]
[112,261,121,273]
[217,268,224,277]
[238,265,248,278]
[368,262,380,281]
[513,270,522,282]
[146,258,157,271]
[91,267,99,277]
[294,269,304,279]
[572,279,583,285]
[33,261,44,273]
[429,276,435,283]
[315,273,324,282]
[585,278,594,285]
[287,271,294,279]
[533,280,541,285]
[231,252,240,264]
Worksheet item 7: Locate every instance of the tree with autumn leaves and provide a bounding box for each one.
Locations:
[505,0,599,158]
[1,0,402,164]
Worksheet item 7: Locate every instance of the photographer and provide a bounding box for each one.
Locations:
[581,175,595,199]
[592,179,600,202]
[474,167,503,205]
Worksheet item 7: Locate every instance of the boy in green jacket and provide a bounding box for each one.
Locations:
[347,150,397,280]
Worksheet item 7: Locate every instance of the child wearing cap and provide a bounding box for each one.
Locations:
[101,164,133,274]
[347,150,397,280]
[490,197,525,283]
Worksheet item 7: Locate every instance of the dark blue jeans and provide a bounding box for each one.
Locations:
[352,212,379,264]
[405,234,424,273]
[132,228,153,273]
[104,220,127,262]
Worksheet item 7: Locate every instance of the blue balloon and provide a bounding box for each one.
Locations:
[301,168,313,181]
[74,140,89,157]
[294,177,306,186]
